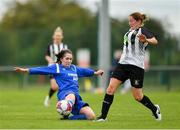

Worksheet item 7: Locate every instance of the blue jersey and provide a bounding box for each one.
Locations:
[29,63,94,94]
[29,63,95,115]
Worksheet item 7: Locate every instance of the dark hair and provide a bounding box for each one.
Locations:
[56,49,72,63]
[130,12,149,26]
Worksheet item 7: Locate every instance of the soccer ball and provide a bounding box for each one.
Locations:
[56,100,72,116]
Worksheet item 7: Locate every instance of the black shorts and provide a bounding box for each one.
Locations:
[111,64,144,88]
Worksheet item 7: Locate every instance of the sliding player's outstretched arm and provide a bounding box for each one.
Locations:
[14,64,58,75]
[14,67,29,73]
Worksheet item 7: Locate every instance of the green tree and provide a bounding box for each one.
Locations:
[0,0,179,66]
[0,0,96,65]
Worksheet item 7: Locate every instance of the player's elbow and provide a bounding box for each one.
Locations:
[134,95,143,102]
[154,39,158,45]
[152,37,158,45]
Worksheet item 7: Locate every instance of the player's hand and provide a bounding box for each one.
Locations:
[138,34,147,43]
[14,67,29,73]
[94,70,104,76]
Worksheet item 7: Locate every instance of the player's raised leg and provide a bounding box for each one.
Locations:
[96,78,122,121]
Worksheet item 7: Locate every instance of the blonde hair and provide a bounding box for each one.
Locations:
[53,26,63,38]
[54,26,63,33]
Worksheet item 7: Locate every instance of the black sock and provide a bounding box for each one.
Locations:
[100,93,114,119]
[139,95,157,113]
[48,88,56,98]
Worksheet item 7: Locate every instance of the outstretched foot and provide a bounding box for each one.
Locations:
[60,115,69,120]
[44,96,50,107]
[153,104,162,121]
[95,115,107,122]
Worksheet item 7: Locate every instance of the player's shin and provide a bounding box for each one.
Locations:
[49,88,56,98]
[139,95,157,113]
[99,93,114,119]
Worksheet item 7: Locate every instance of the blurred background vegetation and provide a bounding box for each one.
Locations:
[0,2,179,128]
[0,0,179,66]
[0,0,179,91]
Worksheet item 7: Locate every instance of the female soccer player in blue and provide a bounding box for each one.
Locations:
[15,49,104,120]
[44,26,68,107]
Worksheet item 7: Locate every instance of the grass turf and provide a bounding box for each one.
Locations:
[0,86,180,129]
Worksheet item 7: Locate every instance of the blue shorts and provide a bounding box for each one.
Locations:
[57,91,89,115]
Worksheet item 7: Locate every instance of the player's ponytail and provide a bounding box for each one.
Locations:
[141,14,149,26]
[54,26,63,33]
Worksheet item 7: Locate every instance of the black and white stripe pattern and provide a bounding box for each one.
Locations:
[49,43,68,62]
[119,27,148,69]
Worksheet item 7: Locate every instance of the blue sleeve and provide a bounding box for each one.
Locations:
[75,66,95,78]
[29,64,58,75]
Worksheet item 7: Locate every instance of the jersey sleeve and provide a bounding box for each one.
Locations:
[141,27,155,39]
[29,64,59,75]
[75,65,95,78]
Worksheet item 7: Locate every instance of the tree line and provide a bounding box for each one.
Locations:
[0,0,179,66]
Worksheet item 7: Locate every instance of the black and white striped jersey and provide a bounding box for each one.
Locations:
[119,27,154,69]
[46,43,68,63]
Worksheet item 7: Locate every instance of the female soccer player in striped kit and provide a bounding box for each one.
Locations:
[96,12,161,121]
[15,49,104,120]
[44,26,68,107]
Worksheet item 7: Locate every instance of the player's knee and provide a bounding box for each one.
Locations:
[51,84,58,90]
[106,85,115,95]
[134,95,142,101]
[87,113,96,120]
[85,113,96,120]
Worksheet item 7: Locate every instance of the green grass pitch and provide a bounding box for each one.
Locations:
[0,86,180,129]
